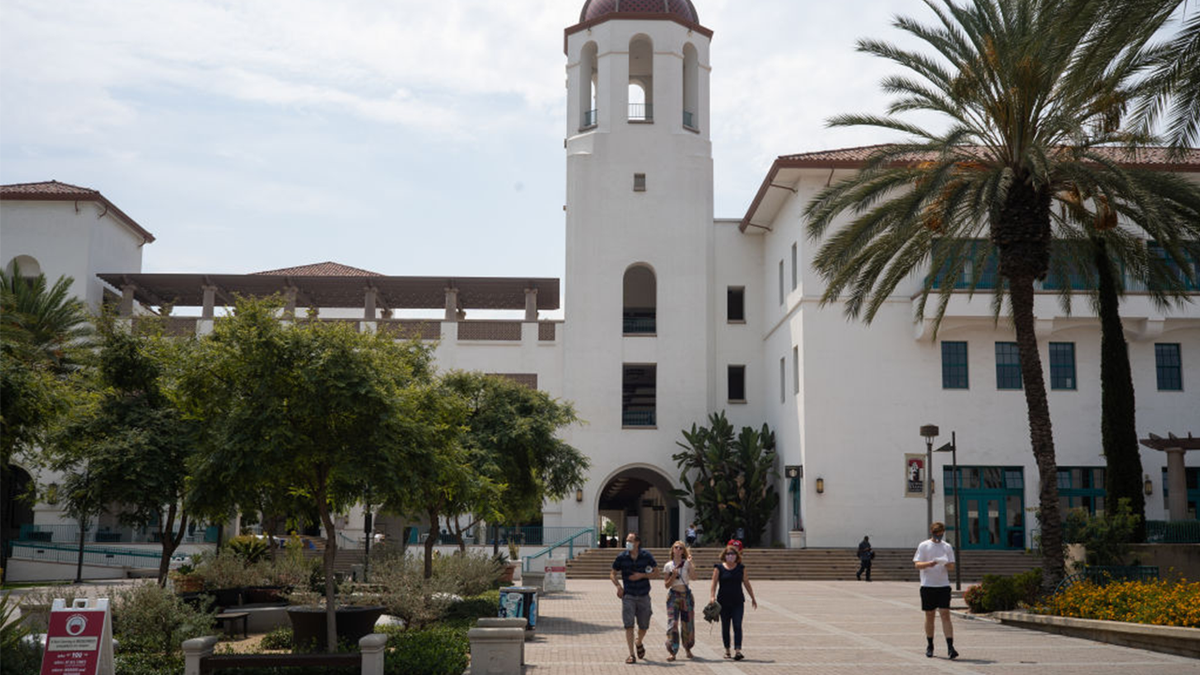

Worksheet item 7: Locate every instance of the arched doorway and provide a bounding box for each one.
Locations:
[597,466,679,549]
[1,464,36,575]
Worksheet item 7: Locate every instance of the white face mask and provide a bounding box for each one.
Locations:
[625,541,635,550]
[725,554,737,561]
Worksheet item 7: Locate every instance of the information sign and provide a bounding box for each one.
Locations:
[40,598,113,675]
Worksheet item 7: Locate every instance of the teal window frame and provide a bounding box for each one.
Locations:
[995,342,1022,390]
[1049,342,1076,390]
[1058,466,1106,515]
[1155,343,1182,391]
[942,341,969,389]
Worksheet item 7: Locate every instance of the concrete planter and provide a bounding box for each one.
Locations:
[287,605,385,652]
[992,610,1200,659]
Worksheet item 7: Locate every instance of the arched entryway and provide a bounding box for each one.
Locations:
[1,464,35,575]
[596,466,679,549]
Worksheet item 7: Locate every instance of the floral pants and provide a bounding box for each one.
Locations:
[664,588,695,655]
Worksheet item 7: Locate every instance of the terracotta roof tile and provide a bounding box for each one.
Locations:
[0,180,155,243]
[252,261,384,277]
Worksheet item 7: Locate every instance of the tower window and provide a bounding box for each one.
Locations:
[623,364,657,428]
[623,265,656,334]
[727,287,745,322]
[633,173,646,192]
[1156,343,1182,391]
[728,365,746,402]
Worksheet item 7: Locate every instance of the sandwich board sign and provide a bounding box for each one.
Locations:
[40,598,114,675]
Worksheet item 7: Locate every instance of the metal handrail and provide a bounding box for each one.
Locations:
[10,541,166,569]
[523,528,596,572]
[581,109,598,128]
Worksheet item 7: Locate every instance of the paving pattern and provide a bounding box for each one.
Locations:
[521,580,1199,674]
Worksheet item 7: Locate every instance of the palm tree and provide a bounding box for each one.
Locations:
[1132,1,1200,152]
[803,0,1200,588]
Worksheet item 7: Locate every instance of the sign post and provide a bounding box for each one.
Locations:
[40,598,114,675]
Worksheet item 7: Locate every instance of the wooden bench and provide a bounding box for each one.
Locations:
[213,611,249,639]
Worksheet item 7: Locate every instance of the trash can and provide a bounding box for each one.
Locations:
[498,586,538,630]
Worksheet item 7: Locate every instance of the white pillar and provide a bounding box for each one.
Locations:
[524,288,538,322]
[1166,447,1188,521]
[444,288,459,322]
[359,633,387,675]
[182,636,218,675]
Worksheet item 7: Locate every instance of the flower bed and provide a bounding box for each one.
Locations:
[1036,579,1200,627]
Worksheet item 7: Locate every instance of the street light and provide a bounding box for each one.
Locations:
[920,425,939,532]
[933,432,961,591]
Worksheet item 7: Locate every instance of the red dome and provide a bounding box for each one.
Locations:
[580,0,700,25]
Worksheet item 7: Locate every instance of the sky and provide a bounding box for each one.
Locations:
[2,0,935,282]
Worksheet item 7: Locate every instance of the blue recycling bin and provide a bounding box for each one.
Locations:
[498,586,538,630]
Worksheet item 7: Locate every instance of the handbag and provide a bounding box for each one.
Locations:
[702,600,722,623]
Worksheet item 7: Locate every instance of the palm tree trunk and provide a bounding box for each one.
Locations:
[1009,279,1064,589]
[1093,238,1145,540]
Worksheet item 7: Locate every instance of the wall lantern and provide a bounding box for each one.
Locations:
[1144,475,1153,496]
[576,489,584,503]
[815,477,825,494]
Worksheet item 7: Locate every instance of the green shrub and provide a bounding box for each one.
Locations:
[972,569,1043,612]
[430,551,505,597]
[384,626,469,675]
[1,592,42,675]
[112,582,215,655]
[963,584,986,613]
[443,590,500,625]
[1063,498,1140,568]
[115,652,185,675]
[228,535,271,565]
[260,626,294,651]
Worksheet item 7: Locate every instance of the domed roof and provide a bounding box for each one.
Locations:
[580,0,700,25]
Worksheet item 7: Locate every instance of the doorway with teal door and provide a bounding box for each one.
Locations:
[943,466,1026,550]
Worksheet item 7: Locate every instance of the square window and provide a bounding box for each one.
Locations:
[995,342,1023,390]
[727,365,746,402]
[1156,343,1182,391]
[727,287,745,322]
[633,173,646,192]
[622,364,656,427]
[1049,342,1076,390]
[941,341,969,389]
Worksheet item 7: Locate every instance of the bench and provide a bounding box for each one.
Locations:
[213,611,250,639]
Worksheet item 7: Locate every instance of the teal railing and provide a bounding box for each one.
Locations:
[523,528,596,573]
[1145,520,1200,543]
[10,541,166,569]
[1055,565,1160,594]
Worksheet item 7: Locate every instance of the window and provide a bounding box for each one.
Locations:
[1156,343,1182,391]
[941,341,969,389]
[628,36,654,122]
[790,243,798,290]
[1057,467,1106,515]
[995,342,1022,390]
[623,265,656,334]
[1049,342,1076,390]
[682,43,699,130]
[727,365,746,402]
[578,42,598,129]
[633,173,646,192]
[779,357,786,403]
[726,287,745,322]
[778,260,785,305]
[622,364,656,427]
[792,346,799,394]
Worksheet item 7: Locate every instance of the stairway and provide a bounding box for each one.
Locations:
[566,547,1039,582]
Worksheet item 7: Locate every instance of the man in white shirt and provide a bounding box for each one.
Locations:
[913,521,959,659]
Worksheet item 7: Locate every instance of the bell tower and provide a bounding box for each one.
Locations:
[557,1,715,545]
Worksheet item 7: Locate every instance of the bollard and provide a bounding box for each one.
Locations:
[359,633,388,675]
[467,626,524,675]
[476,618,528,662]
[182,636,219,675]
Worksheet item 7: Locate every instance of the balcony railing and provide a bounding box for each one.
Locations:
[581,109,598,128]
[19,523,218,545]
[457,320,522,341]
[623,315,656,335]
[622,409,656,427]
[683,110,696,129]
[628,103,653,122]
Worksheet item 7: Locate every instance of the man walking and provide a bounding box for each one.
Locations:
[913,522,958,659]
[856,535,873,581]
[611,532,657,664]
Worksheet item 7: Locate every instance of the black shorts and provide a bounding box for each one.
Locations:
[920,586,952,611]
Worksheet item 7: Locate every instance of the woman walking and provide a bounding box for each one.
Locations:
[662,540,695,661]
[710,544,757,660]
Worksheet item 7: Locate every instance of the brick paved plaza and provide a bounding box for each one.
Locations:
[522,580,1199,674]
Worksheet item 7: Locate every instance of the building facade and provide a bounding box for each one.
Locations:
[3,1,1198,562]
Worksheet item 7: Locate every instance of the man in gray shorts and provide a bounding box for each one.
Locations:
[611,532,657,664]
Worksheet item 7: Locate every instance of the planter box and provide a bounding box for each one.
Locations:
[287,606,385,653]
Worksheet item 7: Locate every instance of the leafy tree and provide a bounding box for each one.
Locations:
[48,316,200,585]
[672,412,779,547]
[179,298,435,651]
[0,263,92,467]
[802,0,1200,588]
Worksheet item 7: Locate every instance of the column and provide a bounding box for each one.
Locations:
[119,285,136,317]
[284,287,298,320]
[1166,447,1188,521]
[201,286,217,320]
[444,288,459,322]
[524,288,538,322]
[364,287,377,320]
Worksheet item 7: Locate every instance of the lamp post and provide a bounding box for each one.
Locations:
[920,425,939,532]
[933,432,961,591]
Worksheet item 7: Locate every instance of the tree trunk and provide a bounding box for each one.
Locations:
[74,515,88,584]
[157,504,187,587]
[1094,238,1145,540]
[1009,279,1064,589]
[424,509,439,579]
[317,492,339,654]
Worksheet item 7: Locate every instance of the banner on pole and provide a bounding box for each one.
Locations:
[904,453,926,498]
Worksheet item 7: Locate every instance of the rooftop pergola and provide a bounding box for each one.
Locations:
[1139,433,1200,521]
[98,272,560,321]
